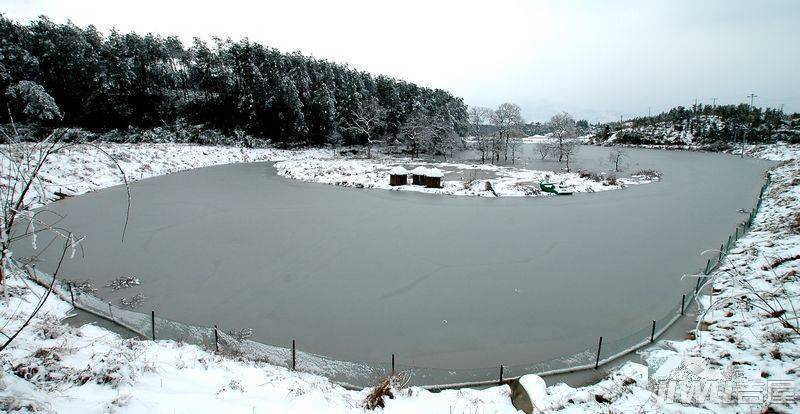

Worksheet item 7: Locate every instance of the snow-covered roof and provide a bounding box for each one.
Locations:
[388,166,408,175]
[425,168,444,178]
[410,166,428,175]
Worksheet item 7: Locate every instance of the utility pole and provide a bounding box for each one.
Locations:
[747,93,757,108]
[711,97,717,107]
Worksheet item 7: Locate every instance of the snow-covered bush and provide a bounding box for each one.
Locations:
[5,81,62,123]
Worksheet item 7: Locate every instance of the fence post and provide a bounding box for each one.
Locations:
[108,302,113,320]
[726,235,732,251]
[718,244,724,262]
[595,337,603,369]
[391,354,395,377]
[735,226,739,240]
[292,339,296,371]
[213,325,220,353]
[499,364,504,385]
[695,276,702,293]
[151,309,156,340]
[681,294,685,316]
[68,282,75,305]
[704,259,711,275]
[650,320,656,343]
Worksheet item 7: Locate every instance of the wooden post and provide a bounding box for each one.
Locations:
[213,325,220,353]
[681,294,686,316]
[151,309,156,341]
[595,337,603,369]
[68,282,75,305]
[650,320,656,343]
[695,276,702,293]
[292,339,296,371]
[704,259,711,275]
[726,235,732,250]
[391,354,395,376]
[499,364,504,385]
[718,244,724,262]
[108,302,113,320]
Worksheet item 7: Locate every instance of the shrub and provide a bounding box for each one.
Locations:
[632,169,662,180]
[791,213,800,234]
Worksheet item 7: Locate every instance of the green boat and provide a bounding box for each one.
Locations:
[540,182,573,196]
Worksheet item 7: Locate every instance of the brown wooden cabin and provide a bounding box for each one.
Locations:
[410,166,428,185]
[389,166,409,186]
[424,168,444,188]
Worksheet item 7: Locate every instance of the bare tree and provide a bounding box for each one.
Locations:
[490,103,525,163]
[548,112,577,162]
[399,111,432,159]
[430,114,460,160]
[608,148,628,172]
[508,135,523,164]
[535,142,551,160]
[343,99,386,159]
[0,81,129,350]
[561,141,578,172]
[468,106,492,163]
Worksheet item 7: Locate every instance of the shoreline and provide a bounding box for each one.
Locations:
[1,142,798,413]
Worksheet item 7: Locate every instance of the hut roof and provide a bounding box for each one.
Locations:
[410,166,428,175]
[389,166,409,175]
[425,168,444,178]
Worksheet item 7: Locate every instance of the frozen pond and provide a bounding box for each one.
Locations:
[16,145,773,385]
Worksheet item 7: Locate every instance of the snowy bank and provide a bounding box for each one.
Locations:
[0,275,517,413]
[0,142,333,209]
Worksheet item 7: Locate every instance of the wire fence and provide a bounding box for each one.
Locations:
[22,172,772,390]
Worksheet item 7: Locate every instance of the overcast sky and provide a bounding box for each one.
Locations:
[2,0,798,122]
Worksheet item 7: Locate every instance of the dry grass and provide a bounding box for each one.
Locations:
[363,372,410,410]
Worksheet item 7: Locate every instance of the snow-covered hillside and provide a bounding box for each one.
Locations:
[602,112,800,147]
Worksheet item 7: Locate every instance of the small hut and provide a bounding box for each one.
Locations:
[424,168,444,188]
[410,166,428,185]
[388,166,408,186]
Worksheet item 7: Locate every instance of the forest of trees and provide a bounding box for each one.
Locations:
[597,103,799,145]
[0,15,468,150]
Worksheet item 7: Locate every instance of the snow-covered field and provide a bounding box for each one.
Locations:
[1,143,799,413]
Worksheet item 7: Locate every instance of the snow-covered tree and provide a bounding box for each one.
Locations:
[490,103,524,162]
[5,81,63,123]
[343,99,386,159]
[548,112,577,162]
[468,106,492,163]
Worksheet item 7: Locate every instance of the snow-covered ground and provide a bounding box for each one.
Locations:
[274,155,655,198]
[1,143,798,413]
